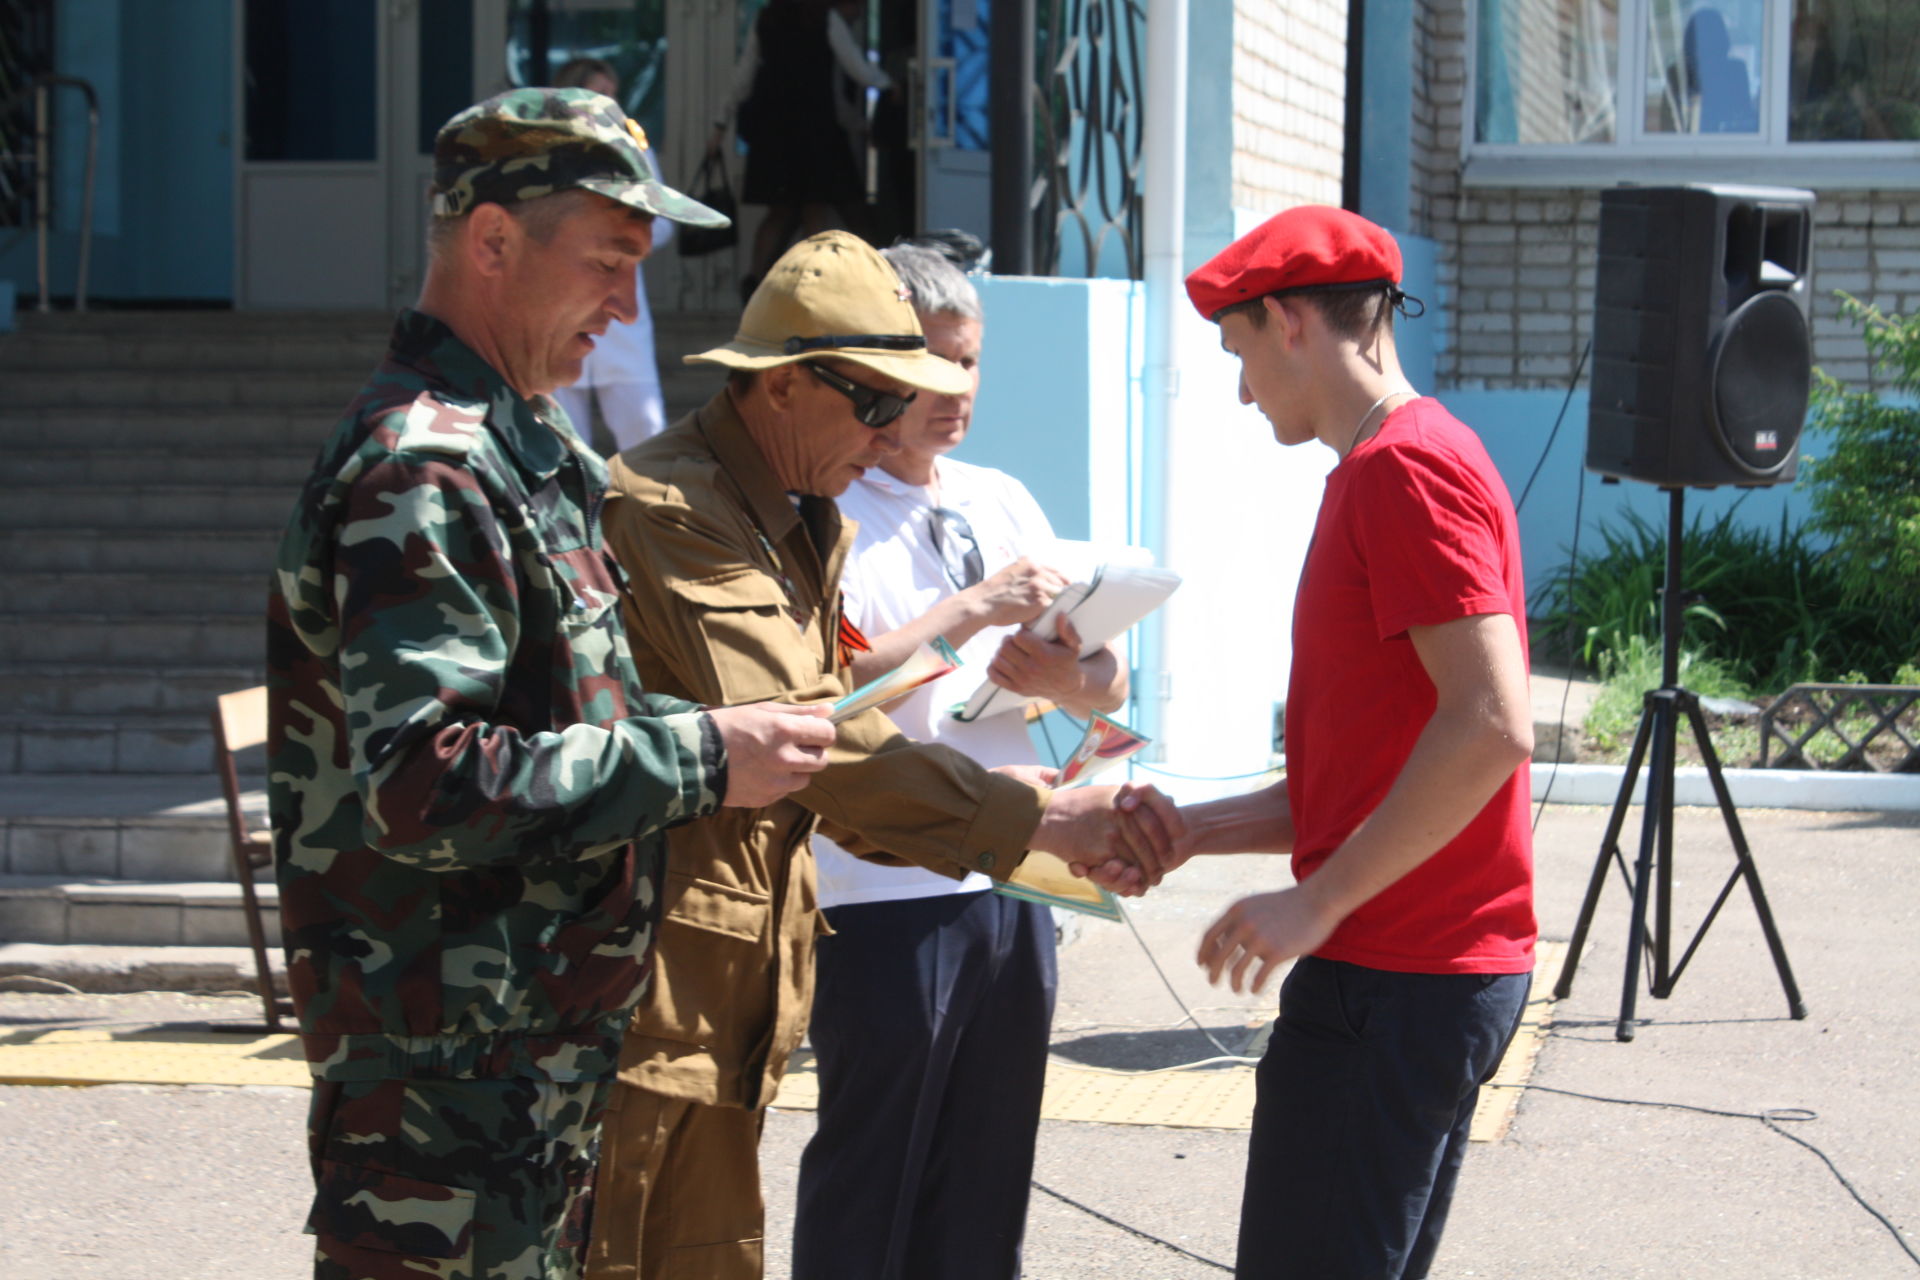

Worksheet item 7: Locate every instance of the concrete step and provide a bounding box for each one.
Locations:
[0,876,279,948]
[0,485,295,531]
[1,368,351,410]
[3,307,393,338]
[0,615,261,665]
[1,815,240,882]
[0,331,385,372]
[0,713,226,774]
[0,572,270,616]
[0,406,337,451]
[0,773,264,879]
[0,664,261,717]
[2,447,316,488]
[0,528,281,574]
[0,941,284,995]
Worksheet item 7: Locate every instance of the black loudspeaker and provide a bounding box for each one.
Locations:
[1587,184,1815,489]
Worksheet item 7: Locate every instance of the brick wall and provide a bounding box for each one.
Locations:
[1410,0,1915,394]
[1231,0,1348,217]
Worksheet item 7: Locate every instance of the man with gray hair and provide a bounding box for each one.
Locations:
[789,240,1129,1279]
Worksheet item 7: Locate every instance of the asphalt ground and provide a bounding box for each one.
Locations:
[2,802,1916,1279]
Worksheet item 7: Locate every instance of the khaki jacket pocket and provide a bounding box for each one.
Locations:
[642,874,776,1054]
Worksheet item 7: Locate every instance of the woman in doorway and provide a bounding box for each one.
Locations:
[712,0,892,300]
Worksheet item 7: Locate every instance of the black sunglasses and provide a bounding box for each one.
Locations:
[807,363,917,428]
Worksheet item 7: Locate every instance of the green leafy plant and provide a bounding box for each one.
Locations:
[1800,294,1920,638]
[1580,633,1752,756]
[1531,505,1907,693]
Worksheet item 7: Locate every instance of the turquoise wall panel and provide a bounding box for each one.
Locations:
[0,0,233,302]
[1440,388,1814,602]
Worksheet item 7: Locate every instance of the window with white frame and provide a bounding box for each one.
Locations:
[1466,0,1920,184]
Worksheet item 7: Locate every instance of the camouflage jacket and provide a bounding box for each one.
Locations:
[266,309,726,1084]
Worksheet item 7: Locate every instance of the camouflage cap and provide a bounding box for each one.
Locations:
[431,87,730,229]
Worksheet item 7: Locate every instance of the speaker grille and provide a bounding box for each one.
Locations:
[1709,291,1811,479]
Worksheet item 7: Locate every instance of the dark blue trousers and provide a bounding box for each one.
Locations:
[791,889,1057,1280]
[1235,956,1531,1280]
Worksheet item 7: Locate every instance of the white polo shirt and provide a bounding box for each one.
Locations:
[813,456,1059,907]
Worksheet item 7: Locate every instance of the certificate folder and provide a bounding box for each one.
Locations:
[995,852,1123,922]
[954,547,1181,723]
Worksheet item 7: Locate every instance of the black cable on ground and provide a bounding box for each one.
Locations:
[1029,1179,1234,1273]
[1118,904,1242,1060]
[1521,1083,1920,1270]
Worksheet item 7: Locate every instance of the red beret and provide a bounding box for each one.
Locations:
[1185,205,1403,321]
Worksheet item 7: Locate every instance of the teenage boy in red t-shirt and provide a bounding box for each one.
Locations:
[1165,206,1538,1278]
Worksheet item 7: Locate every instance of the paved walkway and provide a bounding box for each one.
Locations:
[2,802,1916,1278]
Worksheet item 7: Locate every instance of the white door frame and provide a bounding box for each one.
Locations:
[386,0,511,309]
[233,0,506,311]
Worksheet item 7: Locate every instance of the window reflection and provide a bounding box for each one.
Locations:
[1789,0,1920,141]
[244,0,378,162]
[1476,0,1620,144]
[1646,0,1764,135]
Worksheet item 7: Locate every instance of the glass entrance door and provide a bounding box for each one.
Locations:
[237,0,505,309]
[915,0,992,245]
[237,0,384,307]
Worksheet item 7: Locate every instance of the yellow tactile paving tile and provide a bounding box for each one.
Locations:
[0,1025,309,1088]
[771,1051,1259,1129]
[1472,940,1566,1143]
[777,941,1566,1140]
[0,943,1561,1141]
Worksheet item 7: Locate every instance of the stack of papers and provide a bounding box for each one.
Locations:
[954,542,1181,723]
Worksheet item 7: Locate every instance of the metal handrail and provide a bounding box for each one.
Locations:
[32,72,97,312]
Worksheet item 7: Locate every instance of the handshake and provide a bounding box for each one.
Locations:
[707,701,1314,996]
[992,765,1189,894]
[703,702,1190,889]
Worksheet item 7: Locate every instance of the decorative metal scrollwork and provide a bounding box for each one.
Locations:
[0,0,55,229]
[1033,0,1144,280]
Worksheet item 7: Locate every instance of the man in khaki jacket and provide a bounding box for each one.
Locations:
[586,231,1175,1280]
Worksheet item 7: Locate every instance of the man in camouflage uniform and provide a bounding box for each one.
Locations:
[267,88,837,1280]
[585,231,1182,1280]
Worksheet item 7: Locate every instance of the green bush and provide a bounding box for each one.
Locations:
[1800,294,1920,630]
[1580,632,1752,755]
[1530,504,1906,692]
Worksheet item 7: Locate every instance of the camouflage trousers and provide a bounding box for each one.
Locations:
[306,1075,612,1280]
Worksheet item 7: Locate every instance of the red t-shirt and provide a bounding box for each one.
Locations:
[1286,397,1536,974]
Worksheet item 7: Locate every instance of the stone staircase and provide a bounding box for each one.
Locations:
[0,306,737,983]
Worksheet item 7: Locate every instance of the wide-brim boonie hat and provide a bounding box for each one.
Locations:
[687,232,972,396]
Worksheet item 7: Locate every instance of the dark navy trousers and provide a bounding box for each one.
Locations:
[1235,956,1531,1280]
[791,889,1057,1280]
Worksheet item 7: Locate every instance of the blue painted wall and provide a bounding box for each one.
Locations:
[1,0,233,303]
[1184,1,1237,273]
[1440,388,1816,603]
[950,276,1105,540]
[1357,0,1414,235]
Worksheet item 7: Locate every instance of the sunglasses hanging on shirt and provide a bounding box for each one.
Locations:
[928,506,985,590]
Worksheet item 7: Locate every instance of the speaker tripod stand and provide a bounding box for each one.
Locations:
[1553,487,1807,1041]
